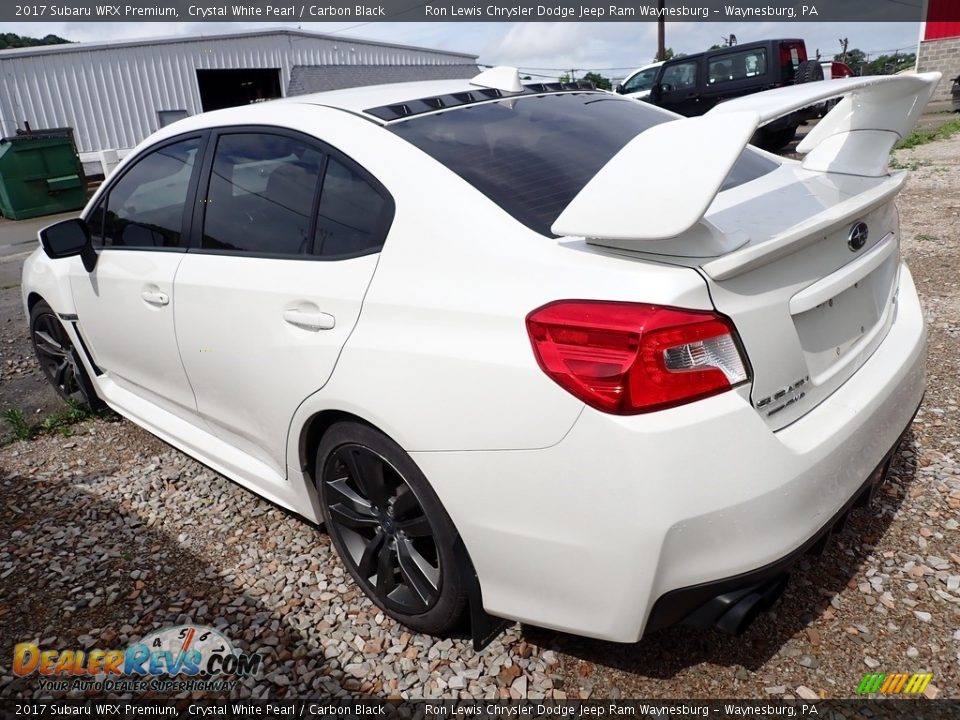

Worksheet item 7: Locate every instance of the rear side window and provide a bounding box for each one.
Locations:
[314,157,388,256]
[709,49,767,84]
[202,133,324,255]
[389,93,778,237]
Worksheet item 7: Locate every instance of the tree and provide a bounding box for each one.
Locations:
[832,48,915,76]
[866,52,915,75]
[581,72,612,90]
[655,48,684,62]
[835,48,867,68]
[0,33,70,50]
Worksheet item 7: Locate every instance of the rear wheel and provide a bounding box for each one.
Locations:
[29,300,101,409]
[316,422,468,634]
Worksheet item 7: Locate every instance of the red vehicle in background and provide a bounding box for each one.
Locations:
[821,61,856,80]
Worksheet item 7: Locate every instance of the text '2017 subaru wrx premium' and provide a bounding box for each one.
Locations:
[23,67,939,645]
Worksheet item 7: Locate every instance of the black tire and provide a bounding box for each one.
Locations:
[795,59,824,84]
[315,421,468,634]
[29,300,103,410]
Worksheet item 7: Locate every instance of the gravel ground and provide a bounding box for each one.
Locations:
[1,135,959,701]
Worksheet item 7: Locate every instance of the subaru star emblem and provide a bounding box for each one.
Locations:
[848,222,869,251]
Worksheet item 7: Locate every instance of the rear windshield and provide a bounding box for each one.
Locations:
[389,92,778,237]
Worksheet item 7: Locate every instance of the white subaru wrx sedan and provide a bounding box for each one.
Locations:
[23,67,938,645]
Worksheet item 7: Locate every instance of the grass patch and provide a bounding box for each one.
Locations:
[889,157,928,171]
[2,408,33,441]
[1,400,95,441]
[915,234,940,243]
[895,117,960,150]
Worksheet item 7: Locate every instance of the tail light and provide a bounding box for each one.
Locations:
[780,43,807,80]
[526,301,750,414]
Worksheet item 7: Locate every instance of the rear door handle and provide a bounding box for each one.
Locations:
[141,290,169,306]
[283,308,336,331]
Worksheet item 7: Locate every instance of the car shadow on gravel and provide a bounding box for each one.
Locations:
[521,429,920,679]
[0,469,329,699]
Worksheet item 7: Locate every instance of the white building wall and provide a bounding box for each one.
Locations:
[0,31,476,156]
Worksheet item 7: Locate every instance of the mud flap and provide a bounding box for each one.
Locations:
[453,536,510,651]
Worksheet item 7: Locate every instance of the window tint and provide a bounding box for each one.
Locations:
[622,68,659,94]
[314,157,387,257]
[390,93,779,238]
[102,137,200,248]
[709,49,767,84]
[202,133,324,255]
[661,61,698,90]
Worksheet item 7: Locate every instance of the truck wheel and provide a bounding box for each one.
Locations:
[795,60,825,84]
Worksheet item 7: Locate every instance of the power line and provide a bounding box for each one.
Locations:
[862,45,916,55]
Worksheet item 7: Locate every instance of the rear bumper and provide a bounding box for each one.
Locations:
[412,264,926,642]
[644,411,914,635]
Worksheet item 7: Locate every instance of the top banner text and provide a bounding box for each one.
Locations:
[4,1,945,24]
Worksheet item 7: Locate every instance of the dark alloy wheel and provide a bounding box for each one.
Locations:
[316,422,467,633]
[29,300,98,408]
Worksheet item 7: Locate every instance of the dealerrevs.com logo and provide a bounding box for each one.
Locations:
[856,672,934,695]
[13,625,262,693]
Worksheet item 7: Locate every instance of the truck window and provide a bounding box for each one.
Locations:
[709,49,768,84]
[661,61,698,90]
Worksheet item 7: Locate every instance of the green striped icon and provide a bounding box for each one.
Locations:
[857,672,933,695]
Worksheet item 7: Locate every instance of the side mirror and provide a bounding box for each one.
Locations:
[39,218,97,272]
[659,82,674,93]
[615,83,624,94]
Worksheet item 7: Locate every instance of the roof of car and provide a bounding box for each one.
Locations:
[289,77,601,123]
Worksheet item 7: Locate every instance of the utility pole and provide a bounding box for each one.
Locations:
[656,0,666,61]
[839,37,849,63]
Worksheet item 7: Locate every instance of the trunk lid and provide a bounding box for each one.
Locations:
[604,164,905,430]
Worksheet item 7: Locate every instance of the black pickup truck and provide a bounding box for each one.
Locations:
[628,39,826,151]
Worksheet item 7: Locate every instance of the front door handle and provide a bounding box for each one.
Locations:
[283,308,336,331]
[141,290,169,306]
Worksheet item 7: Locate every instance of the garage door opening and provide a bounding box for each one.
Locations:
[196,69,282,112]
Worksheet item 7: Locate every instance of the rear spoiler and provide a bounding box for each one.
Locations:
[552,73,941,243]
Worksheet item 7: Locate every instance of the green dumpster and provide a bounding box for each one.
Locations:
[0,133,87,220]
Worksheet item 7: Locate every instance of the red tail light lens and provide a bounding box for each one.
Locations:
[526,301,749,414]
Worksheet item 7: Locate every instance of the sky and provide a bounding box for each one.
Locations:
[7,21,921,80]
